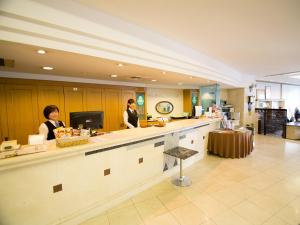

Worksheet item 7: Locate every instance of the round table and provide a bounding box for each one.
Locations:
[207,129,253,158]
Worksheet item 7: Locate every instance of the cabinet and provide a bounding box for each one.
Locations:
[37,85,65,124]
[5,85,39,144]
[64,87,85,126]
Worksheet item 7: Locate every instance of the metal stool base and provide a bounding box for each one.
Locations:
[172,176,191,187]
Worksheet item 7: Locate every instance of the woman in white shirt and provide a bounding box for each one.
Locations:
[39,105,65,140]
[123,99,139,129]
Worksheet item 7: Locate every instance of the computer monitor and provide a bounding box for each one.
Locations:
[70,111,104,129]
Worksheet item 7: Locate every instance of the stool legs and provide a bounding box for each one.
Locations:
[172,159,191,187]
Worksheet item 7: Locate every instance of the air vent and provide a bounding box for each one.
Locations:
[0,58,15,68]
[130,76,142,80]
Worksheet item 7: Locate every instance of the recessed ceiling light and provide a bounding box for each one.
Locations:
[162,71,166,74]
[117,63,124,67]
[37,49,46,54]
[42,66,53,70]
[151,79,157,82]
[110,74,118,78]
[291,75,300,80]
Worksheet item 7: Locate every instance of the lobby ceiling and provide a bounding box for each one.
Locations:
[77,0,300,84]
[0,40,219,88]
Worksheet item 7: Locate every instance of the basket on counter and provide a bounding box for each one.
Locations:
[56,135,89,148]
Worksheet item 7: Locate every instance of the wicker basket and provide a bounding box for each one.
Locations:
[56,136,89,148]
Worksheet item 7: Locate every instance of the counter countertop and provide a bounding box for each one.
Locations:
[0,117,221,171]
[286,122,300,127]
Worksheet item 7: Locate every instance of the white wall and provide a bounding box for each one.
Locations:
[146,88,183,118]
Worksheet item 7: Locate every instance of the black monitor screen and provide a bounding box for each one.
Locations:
[70,111,104,129]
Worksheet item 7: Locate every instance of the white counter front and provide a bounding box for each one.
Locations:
[0,118,220,225]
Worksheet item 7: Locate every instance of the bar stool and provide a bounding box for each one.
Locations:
[163,146,198,187]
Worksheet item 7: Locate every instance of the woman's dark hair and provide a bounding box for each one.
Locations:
[127,99,135,110]
[43,105,59,119]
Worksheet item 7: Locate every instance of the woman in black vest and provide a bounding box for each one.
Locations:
[123,99,139,129]
[39,105,65,140]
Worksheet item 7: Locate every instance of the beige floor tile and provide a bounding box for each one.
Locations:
[80,213,109,225]
[170,202,209,225]
[144,212,180,225]
[191,193,228,217]
[227,183,258,198]
[262,216,292,225]
[134,197,167,221]
[211,210,252,225]
[106,199,133,213]
[248,193,287,214]
[180,185,207,201]
[241,173,280,190]
[276,197,300,225]
[107,205,144,225]
[232,200,272,225]
[200,219,217,225]
[131,188,158,204]
[157,190,190,210]
[209,188,245,207]
[149,181,177,196]
[262,185,297,205]
[278,177,300,196]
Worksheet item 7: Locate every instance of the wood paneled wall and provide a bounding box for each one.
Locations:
[0,78,139,144]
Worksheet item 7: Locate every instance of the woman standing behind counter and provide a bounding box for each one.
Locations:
[123,99,139,129]
[39,105,65,140]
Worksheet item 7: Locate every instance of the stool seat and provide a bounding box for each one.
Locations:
[164,147,198,187]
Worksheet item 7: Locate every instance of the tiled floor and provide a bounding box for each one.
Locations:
[81,135,300,225]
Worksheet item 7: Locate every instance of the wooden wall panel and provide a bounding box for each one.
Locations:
[64,87,85,127]
[37,85,65,125]
[0,78,139,143]
[5,85,39,144]
[103,88,121,131]
[0,84,9,142]
[84,88,102,111]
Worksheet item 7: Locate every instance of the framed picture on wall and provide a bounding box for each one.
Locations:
[256,89,265,100]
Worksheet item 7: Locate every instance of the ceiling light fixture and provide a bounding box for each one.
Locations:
[42,66,53,70]
[117,63,124,67]
[291,75,300,80]
[110,74,118,78]
[162,71,166,74]
[151,79,157,82]
[37,49,46,54]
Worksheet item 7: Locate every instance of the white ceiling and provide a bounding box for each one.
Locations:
[0,40,219,88]
[77,0,300,83]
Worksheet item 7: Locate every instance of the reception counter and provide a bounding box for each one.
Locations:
[0,118,220,225]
